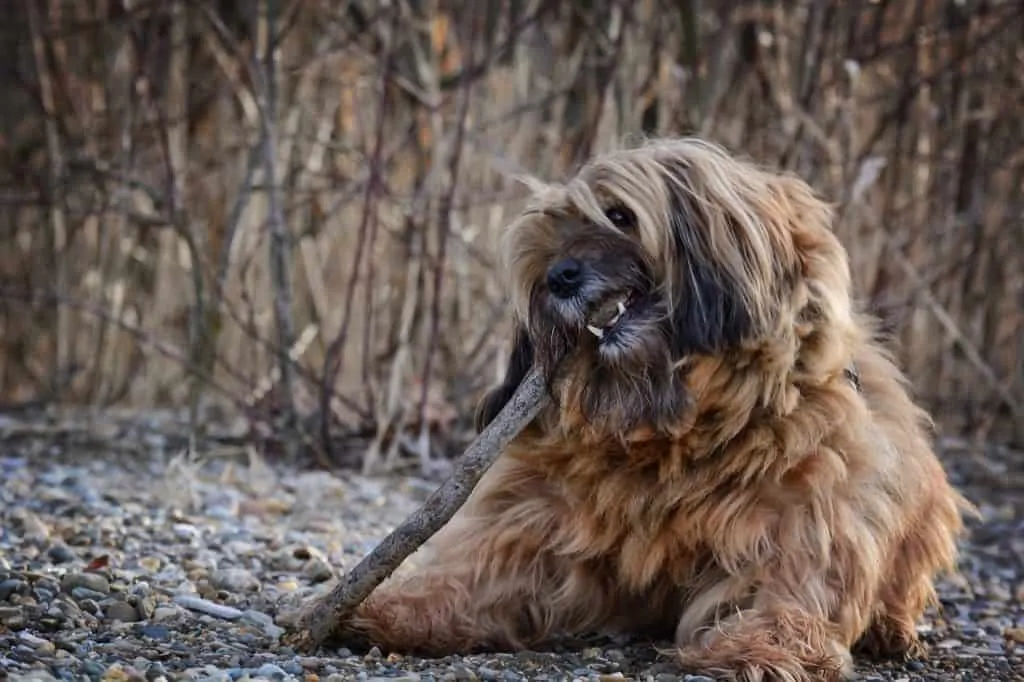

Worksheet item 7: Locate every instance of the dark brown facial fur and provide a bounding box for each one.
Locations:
[482,173,757,438]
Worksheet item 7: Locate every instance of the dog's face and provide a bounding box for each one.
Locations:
[477,138,851,440]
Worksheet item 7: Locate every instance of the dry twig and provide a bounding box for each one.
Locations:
[256,0,300,456]
[283,364,549,650]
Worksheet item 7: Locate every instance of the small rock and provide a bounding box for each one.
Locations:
[140,624,171,641]
[136,595,157,619]
[61,572,111,595]
[253,663,289,680]
[19,630,56,653]
[1006,627,1024,643]
[0,604,26,628]
[210,567,261,594]
[79,598,102,615]
[152,605,182,621]
[82,662,106,678]
[452,666,478,681]
[71,586,109,602]
[145,663,170,681]
[242,609,285,638]
[100,663,134,682]
[47,543,78,564]
[303,558,334,583]
[13,510,51,542]
[8,671,59,682]
[173,523,202,542]
[106,600,142,622]
[0,578,26,601]
[173,594,244,620]
[682,677,715,682]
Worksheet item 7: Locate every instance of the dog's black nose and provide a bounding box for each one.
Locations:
[546,257,584,298]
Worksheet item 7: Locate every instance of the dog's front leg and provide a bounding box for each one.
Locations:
[672,533,870,681]
[341,528,601,656]
[675,598,854,682]
[343,558,530,655]
[337,464,610,656]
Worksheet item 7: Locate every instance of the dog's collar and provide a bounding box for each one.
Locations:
[844,362,862,393]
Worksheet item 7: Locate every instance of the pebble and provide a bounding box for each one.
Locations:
[253,663,289,680]
[173,523,203,541]
[46,543,78,564]
[173,594,244,620]
[0,604,26,627]
[70,586,109,601]
[151,605,182,622]
[61,572,111,595]
[18,631,55,652]
[210,568,261,594]
[241,609,285,638]
[302,558,334,583]
[105,600,142,622]
[0,578,26,600]
[452,665,478,681]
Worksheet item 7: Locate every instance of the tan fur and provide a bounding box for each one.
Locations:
[341,138,974,681]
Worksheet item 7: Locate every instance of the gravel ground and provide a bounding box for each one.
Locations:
[0,411,1022,682]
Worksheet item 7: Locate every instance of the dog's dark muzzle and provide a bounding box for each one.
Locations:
[546,257,586,299]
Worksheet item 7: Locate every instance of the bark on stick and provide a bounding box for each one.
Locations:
[284,366,549,650]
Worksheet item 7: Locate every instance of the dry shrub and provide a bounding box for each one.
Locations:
[0,0,1021,468]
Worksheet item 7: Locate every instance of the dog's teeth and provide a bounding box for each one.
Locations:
[617,300,627,315]
[586,325,605,339]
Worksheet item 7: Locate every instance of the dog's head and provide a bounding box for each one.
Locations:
[477,138,855,441]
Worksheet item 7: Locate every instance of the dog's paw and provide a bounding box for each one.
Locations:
[852,615,926,661]
[677,657,847,682]
[677,636,853,682]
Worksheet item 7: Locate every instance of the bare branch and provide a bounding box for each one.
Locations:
[26,0,71,397]
[256,0,300,456]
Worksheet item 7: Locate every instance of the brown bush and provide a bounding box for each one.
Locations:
[1,0,1021,468]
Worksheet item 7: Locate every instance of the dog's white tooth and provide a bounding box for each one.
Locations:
[617,300,627,315]
[586,325,605,339]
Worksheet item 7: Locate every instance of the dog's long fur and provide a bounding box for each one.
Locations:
[343,138,973,681]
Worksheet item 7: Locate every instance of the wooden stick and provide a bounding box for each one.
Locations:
[283,365,549,650]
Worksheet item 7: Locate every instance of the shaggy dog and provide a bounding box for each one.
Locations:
[342,138,972,681]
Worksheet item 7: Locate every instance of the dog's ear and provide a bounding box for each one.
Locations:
[665,177,753,356]
[474,323,535,432]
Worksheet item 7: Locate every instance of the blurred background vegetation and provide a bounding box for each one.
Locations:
[1,0,1021,473]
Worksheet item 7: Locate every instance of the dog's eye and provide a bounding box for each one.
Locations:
[604,205,636,231]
